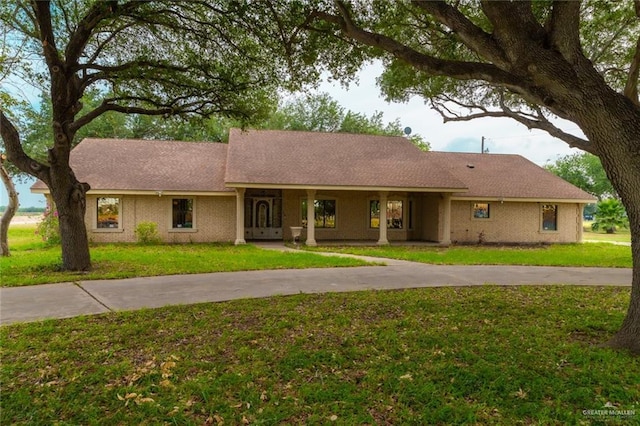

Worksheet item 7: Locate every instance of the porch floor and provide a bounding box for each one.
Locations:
[253,239,444,247]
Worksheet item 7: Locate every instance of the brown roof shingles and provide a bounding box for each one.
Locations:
[225,128,467,191]
[429,151,596,201]
[32,138,231,193]
[31,131,596,203]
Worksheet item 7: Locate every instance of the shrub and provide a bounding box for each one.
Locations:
[135,221,161,244]
[34,204,61,246]
[591,198,628,234]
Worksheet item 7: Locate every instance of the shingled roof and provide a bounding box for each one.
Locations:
[31,131,596,203]
[429,151,596,202]
[225,128,467,191]
[32,138,231,193]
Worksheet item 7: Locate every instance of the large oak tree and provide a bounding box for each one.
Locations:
[303,0,640,353]
[0,1,298,270]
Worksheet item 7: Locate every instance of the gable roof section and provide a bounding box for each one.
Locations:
[32,138,231,193]
[225,128,467,192]
[429,151,596,202]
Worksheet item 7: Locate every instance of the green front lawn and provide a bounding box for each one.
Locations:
[305,243,632,268]
[2,286,638,425]
[2,224,632,287]
[0,225,371,287]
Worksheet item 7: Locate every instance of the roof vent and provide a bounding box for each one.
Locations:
[466,164,475,169]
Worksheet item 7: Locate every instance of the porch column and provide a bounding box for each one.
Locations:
[234,188,246,245]
[439,193,451,246]
[378,191,389,245]
[306,189,317,246]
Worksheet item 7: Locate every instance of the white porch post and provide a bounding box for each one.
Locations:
[306,189,317,246]
[234,188,246,245]
[378,191,389,245]
[440,193,452,246]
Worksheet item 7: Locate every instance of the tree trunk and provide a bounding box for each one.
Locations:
[581,94,640,355]
[48,166,92,271]
[0,162,19,257]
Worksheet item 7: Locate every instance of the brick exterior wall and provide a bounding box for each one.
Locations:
[85,193,584,244]
[85,194,236,243]
[449,200,583,244]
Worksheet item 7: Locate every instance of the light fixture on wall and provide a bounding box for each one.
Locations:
[156,191,163,197]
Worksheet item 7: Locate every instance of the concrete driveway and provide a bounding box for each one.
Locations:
[1,255,631,325]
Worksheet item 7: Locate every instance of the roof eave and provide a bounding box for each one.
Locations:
[451,195,596,203]
[31,188,235,197]
[225,182,469,193]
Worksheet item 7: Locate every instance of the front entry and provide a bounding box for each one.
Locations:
[244,190,283,240]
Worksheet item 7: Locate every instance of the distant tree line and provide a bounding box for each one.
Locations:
[0,206,45,213]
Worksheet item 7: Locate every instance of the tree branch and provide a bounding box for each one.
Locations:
[31,0,63,72]
[65,1,136,66]
[430,94,593,154]
[411,0,509,68]
[0,110,50,184]
[314,3,522,88]
[623,1,640,104]
[547,1,582,62]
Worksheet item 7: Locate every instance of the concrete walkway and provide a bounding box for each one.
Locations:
[0,246,632,325]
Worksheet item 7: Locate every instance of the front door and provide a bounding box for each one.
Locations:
[244,192,283,240]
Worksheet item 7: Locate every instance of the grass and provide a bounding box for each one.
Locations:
[2,224,632,287]
[583,220,631,243]
[305,243,632,268]
[2,286,638,425]
[0,225,371,287]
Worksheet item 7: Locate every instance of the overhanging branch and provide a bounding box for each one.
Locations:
[312,2,522,88]
[430,94,594,154]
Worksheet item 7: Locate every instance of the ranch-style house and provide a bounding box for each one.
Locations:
[32,128,596,245]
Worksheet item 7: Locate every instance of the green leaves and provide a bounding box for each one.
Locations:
[591,199,629,234]
[545,152,617,200]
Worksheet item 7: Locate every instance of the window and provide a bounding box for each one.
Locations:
[302,199,336,228]
[97,197,120,228]
[172,198,193,228]
[542,204,558,231]
[473,203,490,219]
[370,200,403,229]
[408,199,414,229]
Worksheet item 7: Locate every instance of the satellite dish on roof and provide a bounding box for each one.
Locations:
[403,127,412,135]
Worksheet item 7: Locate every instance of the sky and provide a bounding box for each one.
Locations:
[2,62,584,208]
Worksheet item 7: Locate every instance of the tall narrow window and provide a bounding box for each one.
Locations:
[388,200,403,229]
[408,199,414,229]
[173,198,193,228]
[97,197,120,228]
[302,199,336,228]
[370,200,380,228]
[370,200,403,229]
[542,204,558,231]
[473,203,490,219]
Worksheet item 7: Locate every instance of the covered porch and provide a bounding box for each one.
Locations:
[233,187,457,246]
